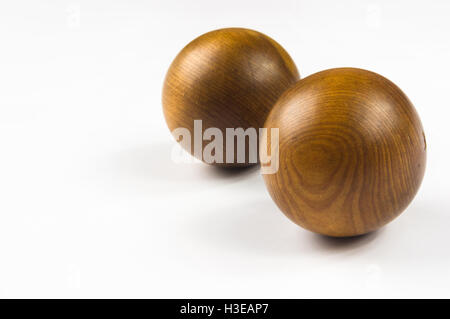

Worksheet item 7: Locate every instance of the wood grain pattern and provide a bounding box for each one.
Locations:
[262,68,426,237]
[162,28,299,167]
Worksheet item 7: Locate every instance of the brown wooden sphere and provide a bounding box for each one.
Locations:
[262,68,426,237]
[162,28,299,167]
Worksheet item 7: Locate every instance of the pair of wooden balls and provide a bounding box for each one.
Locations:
[162,28,426,237]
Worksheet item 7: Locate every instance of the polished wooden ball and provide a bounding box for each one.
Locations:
[162,28,299,167]
[262,68,426,237]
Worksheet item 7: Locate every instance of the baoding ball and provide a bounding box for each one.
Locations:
[262,68,426,237]
[162,28,299,167]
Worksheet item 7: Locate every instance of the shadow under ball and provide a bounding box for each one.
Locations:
[162,28,299,167]
[262,68,426,237]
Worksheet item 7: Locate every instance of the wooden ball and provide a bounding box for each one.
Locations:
[162,28,299,167]
[262,68,426,237]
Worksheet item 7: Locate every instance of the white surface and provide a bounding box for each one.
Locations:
[0,0,448,298]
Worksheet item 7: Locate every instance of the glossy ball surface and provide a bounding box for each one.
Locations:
[262,68,426,237]
[162,28,299,167]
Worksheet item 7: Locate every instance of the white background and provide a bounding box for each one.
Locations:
[0,0,448,298]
